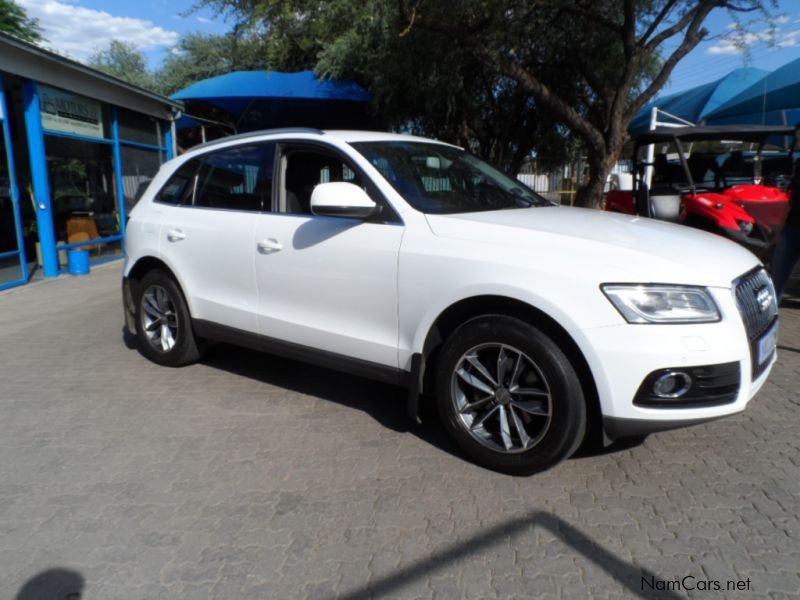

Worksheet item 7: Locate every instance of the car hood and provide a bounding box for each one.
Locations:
[425,206,761,288]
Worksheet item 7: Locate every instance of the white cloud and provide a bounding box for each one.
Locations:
[18,0,179,61]
[196,16,211,24]
[707,24,800,55]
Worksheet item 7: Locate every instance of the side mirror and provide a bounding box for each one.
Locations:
[310,182,378,219]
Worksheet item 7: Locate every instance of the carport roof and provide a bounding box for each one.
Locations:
[635,124,796,145]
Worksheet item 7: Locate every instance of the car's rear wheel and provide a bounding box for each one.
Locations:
[135,269,203,367]
[435,315,586,475]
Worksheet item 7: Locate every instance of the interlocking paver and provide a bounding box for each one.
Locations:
[1,262,798,599]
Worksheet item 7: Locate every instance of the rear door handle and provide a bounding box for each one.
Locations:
[166,228,186,242]
[257,238,283,253]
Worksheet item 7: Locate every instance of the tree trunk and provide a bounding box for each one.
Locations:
[575,150,610,208]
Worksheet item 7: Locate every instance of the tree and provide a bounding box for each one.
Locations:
[154,32,268,96]
[397,0,777,206]
[88,40,156,91]
[0,0,43,43]
[196,0,583,173]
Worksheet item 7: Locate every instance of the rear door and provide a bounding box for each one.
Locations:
[158,143,276,332]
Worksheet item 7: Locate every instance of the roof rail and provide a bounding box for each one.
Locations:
[189,127,324,151]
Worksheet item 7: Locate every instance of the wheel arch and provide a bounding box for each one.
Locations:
[417,295,602,445]
[125,255,195,316]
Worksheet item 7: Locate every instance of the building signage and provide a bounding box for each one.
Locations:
[39,85,104,139]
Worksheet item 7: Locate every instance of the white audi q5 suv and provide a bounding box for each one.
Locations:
[122,129,778,474]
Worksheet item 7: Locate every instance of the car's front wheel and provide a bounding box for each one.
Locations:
[435,315,587,475]
[134,269,203,367]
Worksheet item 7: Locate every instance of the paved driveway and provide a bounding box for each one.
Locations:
[1,262,798,599]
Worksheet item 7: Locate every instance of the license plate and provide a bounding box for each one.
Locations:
[757,320,779,366]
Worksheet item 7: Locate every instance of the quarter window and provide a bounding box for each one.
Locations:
[195,144,275,212]
[156,159,200,206]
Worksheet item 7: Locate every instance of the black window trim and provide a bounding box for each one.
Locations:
[153,139,403,224]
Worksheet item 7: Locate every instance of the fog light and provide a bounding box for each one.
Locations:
[652,371,692,398]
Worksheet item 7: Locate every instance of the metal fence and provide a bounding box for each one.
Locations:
[516,158,633,205]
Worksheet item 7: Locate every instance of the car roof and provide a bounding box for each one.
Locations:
[636,124,796,145]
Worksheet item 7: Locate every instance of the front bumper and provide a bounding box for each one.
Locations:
[574,285,775,436]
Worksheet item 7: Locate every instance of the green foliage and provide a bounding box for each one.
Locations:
[0,0,43,43]
[88,40,156,91]
[154,32,268,96]
[197,0,580,173]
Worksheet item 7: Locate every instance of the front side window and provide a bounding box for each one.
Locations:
[195,144,275,212]
[352,141,551,214]
[282,149,363,214]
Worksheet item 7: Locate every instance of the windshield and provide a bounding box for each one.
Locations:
[351,141,552,214]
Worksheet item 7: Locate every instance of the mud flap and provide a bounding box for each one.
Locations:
[407,352,424,424]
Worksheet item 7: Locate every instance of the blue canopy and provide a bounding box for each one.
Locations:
[173,70,371,116]
[704,56,800,122]
[628,67,769,137]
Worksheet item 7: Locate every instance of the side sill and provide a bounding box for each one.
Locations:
[192,319,409,387]
[602,413,739,438]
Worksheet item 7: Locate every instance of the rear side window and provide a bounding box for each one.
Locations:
[194,144,275,212]
[156,159,200,205]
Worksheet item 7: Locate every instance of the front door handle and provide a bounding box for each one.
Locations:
[166,228,186,242]
[257,238,283,253]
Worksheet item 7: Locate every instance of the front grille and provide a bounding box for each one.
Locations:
[733,267,778,379]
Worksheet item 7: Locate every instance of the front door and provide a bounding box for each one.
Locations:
[253,145,403,367]
[0,75,28,290]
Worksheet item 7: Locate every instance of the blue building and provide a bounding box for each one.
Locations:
[0,32,180,291]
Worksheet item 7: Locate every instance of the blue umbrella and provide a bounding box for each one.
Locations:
[629,67,769,137]
[172,70,373,131]
[705,56,800,121]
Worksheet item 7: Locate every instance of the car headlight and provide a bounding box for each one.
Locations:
[737,220,754,234]
[601,284,721,324]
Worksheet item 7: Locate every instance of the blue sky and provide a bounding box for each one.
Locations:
[17,0,800,95]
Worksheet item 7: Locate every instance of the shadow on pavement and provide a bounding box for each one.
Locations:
[199,343,463,460]
[122,332,651,470]
[15,568,84,600]
[337,511,680,600]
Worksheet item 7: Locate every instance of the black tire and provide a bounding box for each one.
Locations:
[134,269,203,367]
[435,315,586,475]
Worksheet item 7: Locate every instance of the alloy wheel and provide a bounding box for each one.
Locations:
[450,343,553,454]
[140,285,179,352]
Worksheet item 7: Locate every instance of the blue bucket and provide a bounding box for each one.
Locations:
[68,249,90,275]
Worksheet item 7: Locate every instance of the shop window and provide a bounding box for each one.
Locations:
[121,145,162,214]
[0,129,18,254]
[44,135,120,262]
[194,144,275,212]
[118,108,160,147]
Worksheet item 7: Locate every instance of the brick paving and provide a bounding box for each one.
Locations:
[0,262,798,599]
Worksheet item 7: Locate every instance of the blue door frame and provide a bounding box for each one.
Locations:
[0,73,29,291]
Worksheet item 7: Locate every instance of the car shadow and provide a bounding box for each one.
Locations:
[199,342,463,460]
[121,330,650,471]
